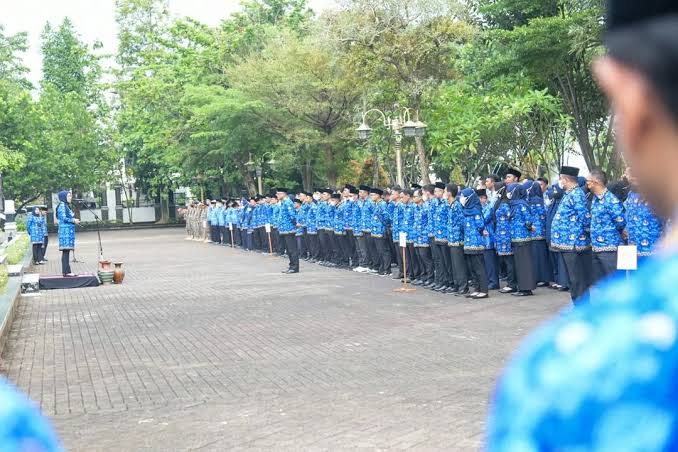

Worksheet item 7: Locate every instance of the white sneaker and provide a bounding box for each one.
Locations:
[368,269,378,274]
[352,266,362,272]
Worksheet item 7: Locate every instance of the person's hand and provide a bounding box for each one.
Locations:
[621,229,629,241]
[482,230,489,236]
[74,219,81,225]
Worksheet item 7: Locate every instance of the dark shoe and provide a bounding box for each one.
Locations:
[499,287,517,294]
[455,289,470,297]
[536,282,550,287]
[282,269,299,274]
[422,280,435,288]
[411,279,423,285]
[558,286,570,292]
[444,287,458,294]
[465,292,479,298]
[512,290,534,297]
[434,285,448,292]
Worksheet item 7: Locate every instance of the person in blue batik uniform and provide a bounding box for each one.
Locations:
[389,188,405,279]
[27,207,47,265]
[545,183,570,291]
[293,198,304,254]
[506,183,537,296]
[586,168,627,284]
[316,189,332,265]
[446,184,469,295]
[494,184,519,294]
[479,189,500,290]
[0,377,61,452]
[296,192,310,260]
[369,188,392,276]
[360,187,376,272]
[412,190,434,286]
[56,190,80,276]
[400,190,419,282]
[305,193,320,262]
[527,180,553,287]
[343,185,360,269]
[431,182,452,292]
[351,186,369,272]
[550,165,592,303]
[624,172,664,262]
[276,188,299,273]
[487,2,678,450]
[460,187,489,299]
[330,193,347,267]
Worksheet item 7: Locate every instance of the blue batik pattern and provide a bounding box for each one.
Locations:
[361,199,374,233]
[306,202,318,234]
[344,199,355,231]
[591,189,626,252]
[370,200,388,237]
[494,202,513,256]
[509,204,533,243]
[277,197,297,234]
[334,202,346,235]
[352,199,363,237]
[487,249,678,452]
[463,213,485,253]
[446,201,464,247]
[271,203,281,229]
[27,212,46,244]
[550,186,591,251]
[386,201,395,228]
[482,203,495,249]
[297,203,309,227]
[206,206,214,225]
[433,198,449,243]
[391,202,403,242]
[413,204,430,247]
[424,199,435,238]
[400,202,416,243]
[315,201,329,230]
[56,202,76,250]
[625,191,663,256]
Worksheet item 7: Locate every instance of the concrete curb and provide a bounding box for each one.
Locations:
[0,244,33,358]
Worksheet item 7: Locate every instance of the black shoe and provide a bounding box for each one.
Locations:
[512,290,534,297]
[536,282,550,287]
[422,280,435,288]
[411,279,423,286]
[499,287,517,294]
[444,287,458,294]
[434,285,448,292]
[455,288,470,297]
[558,287,570,292]
[282,269,299,274]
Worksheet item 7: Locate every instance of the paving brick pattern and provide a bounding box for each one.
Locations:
[0,229,568,450]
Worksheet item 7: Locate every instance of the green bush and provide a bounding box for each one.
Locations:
[0,265,8,291]
[16,216,26,232]
[6,234,30,265]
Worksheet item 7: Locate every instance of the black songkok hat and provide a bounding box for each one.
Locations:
[434,182,445,190]
[411,183,422,190]
[348,186,358,195]
[359,185,371,192]
[320,188,333,194]
[293,198,302,204]
[475,188,487,197]
[344,184,356,192]
[331,193,341,200]
[506,168,522,179]
[275,187,289,194]
[370,187,384,196]
[607,0,678,31]
[303,191,312,197]
[560,166,580,177]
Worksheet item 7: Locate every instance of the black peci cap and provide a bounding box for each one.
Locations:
[275,187,289,194]
[475,188,487,197]
[560,166,580,178]
[506,168,522,179]
[320,188,333,194]
[331,193,341,199]
[359,185,371,192]
[370,187,384,196]
[434,182,445,190]
[411,183,422,190]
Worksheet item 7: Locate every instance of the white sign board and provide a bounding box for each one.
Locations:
[617,245,638,271]
[265,223,271,233]
[399,232,407,248]
[228,223,233,231]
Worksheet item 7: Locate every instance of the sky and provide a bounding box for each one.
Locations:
[3,0,337,86]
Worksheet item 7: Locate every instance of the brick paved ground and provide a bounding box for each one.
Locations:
[0,228,569,451]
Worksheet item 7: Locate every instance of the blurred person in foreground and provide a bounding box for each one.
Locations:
[487,1,678,450]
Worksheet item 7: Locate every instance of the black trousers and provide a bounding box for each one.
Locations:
[299,229,308,258]
[43,235,49,259]
[513,242,536,292]
[61,250,72,275]
[281,233,299,271]
[332,232,346,265]
[499,254,517,289]
[32,244,42,264]
[211,225,221,243]
[394,241,404,277]
[406,243,420,279]
[592,251,617,286]
[466,252,488,294]
[220,226,228,245]
[416,246,434,282]
[346,230,359,266]
[338,233,354,266]
[252,227,262,250]
[431,242,444,284]
[483,249,499,289]
[356,235,369,267]
[366,234,379,270]
[308,233,320,259]
[562,249,593,303]
[373,236,391,274]
[318,229,332,262]
[449,246,469,291]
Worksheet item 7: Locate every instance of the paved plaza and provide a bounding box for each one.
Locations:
[1,229,569,450]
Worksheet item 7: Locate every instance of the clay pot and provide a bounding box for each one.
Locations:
[97,270,114,285]
[113,262,125,284]
[99,260,112,271]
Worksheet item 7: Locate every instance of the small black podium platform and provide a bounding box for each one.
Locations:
[39,273,100,290]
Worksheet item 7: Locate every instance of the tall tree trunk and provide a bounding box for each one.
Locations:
[574,119,596,171]
[372,147,379,187]
[324,143,337,187]
[301,158,312,191]
[415,135,431,184]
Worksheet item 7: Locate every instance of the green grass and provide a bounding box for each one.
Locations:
[0,265,8,291]
[6,234,30,265]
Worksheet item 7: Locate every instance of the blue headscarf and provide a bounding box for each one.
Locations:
[528,181,544,206]
[460,187,482,216]
[32,206,41,216]
[507,183,529,217]
[577,176,586,188]
[57,190,70,204]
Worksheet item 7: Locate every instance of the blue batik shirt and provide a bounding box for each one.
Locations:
[370,200,388,237]
[277,197,297,234]
[56,202,76,250]
[386,201,395,229]
[550,186,591,251]
[391,202,403,242]
[487,247,678,452]
[446,200,464,247]
[591,189,626,252]
[27,212,46,244]
[400,202,415,243]
[433,198,449,243]
[334,202,346,235]
[495,202,513,256]
[271,203,281,229]
[352,199,363,237]
[482,202,495,249]
[306,202,318,234]
[297,203,309,228]
[206,205,213,224]
[344,199,355,231]
[316,200,330,230]
[625,191,663,257]
[327,202,336,231]
[361,198,374,233]
[413,203,430,247]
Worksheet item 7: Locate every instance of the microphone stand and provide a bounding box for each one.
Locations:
[74,201,104,263]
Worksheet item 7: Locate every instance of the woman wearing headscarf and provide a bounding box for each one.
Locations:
[527,180,553,286]
[27,207,46,265]
[545,182,570,290]
[460,188,488,299]
[494,183,518,293]
[507,183,536,296]
[56,190,80,276]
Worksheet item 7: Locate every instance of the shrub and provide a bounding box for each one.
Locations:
[6,234,30,265]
